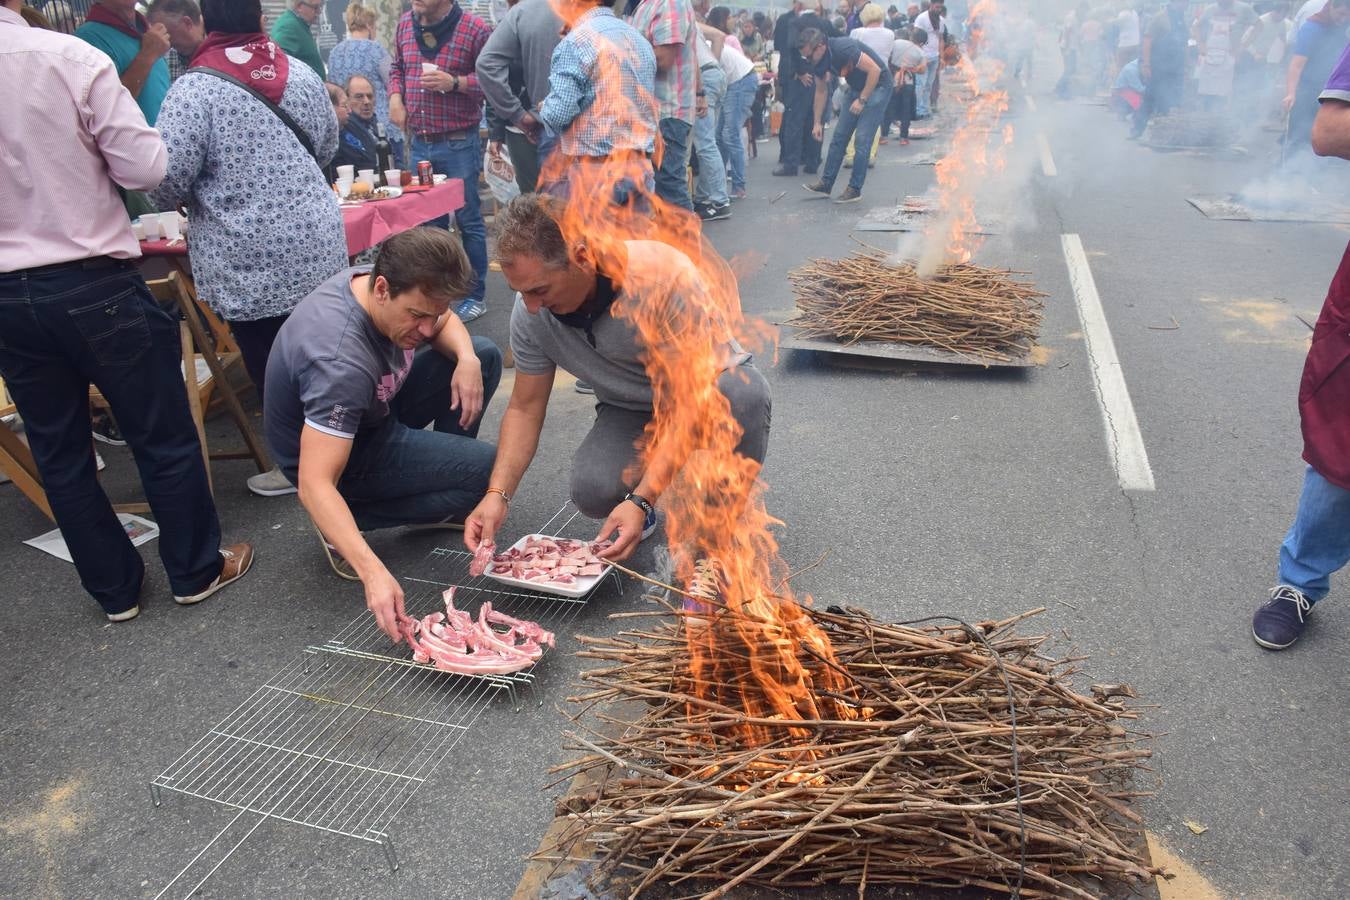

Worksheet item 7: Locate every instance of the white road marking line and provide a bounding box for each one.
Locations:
[1060,234,1156,492]
[1036,132,1057,177]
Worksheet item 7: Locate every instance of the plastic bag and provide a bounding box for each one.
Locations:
[484,145,519,204]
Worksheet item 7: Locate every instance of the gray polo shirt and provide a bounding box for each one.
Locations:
[509,240,748,412]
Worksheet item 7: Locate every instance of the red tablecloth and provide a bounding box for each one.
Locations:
[139,179,466,260]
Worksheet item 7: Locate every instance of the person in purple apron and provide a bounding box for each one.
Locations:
[1251,41,1350,649]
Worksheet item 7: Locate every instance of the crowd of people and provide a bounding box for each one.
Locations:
[1052,0,1350,155]
[2,0,1346,652]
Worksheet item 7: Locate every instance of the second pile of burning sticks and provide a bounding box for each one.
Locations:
[541,606,1158,899]
[789,250,1045,363]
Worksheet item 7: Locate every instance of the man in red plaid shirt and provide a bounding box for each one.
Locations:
[389,0,493,322]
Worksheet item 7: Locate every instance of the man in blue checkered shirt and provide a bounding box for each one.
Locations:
[537,0,658,203]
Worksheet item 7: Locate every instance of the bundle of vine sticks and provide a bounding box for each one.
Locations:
[538,605,1159,899]
[788,250,1045,363]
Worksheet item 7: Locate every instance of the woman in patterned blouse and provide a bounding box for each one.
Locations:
[327,2,405,166]
[152,0,348,497]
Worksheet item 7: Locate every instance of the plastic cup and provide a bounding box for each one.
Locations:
[336,177,353,198]
[132,221,145,241]
[336,164,355,180]
[384,170,401,189]
[357,169,376,185]
[159,211,182,240]
[138,214,160,240]
[422,62,439,74]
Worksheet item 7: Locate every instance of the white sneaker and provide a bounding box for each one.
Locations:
[247,467,296,497]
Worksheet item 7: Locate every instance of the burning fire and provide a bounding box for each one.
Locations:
[543,0,857,756]
[917,0,1014,277]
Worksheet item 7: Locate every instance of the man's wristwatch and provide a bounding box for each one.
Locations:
[623,491,654,518]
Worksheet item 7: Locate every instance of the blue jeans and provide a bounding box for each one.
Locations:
[693,65,729,207]
[1278,466,1350,604]
[336,336,502,530]
[0,260,223,613]
[820,81,893,194]
[719,72,757,192]
[915,64,933,118]
[411,133,488,303]
[655,117,694,211]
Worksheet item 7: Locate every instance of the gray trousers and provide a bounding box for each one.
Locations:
[569,365,772,518]
[503,129,541,194]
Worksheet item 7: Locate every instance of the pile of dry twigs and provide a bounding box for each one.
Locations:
[540,605,1158,899]
[788,250,1045,362]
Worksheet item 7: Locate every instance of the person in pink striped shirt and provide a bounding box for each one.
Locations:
[0,0,253,623]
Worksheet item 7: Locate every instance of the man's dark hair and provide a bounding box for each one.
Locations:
[910,26,926,43]
[708,5,732,32]
[201,0,262,33]
[345,73,374,94]
[797,25,826,51]
[147,0,202,22]
[492,194,571,270]
[372,227,475,302]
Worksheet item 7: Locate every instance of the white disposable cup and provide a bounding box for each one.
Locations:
[357,169,376,185]
[159,211,182,240]
[422,62,439,74]
[131,221,145,241]
[384,169,401,189]
[336,164,355,180]
[138,214,160,240]
[336,177,354,198]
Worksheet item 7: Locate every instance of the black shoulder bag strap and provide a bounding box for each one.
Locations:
[186,66,322,168]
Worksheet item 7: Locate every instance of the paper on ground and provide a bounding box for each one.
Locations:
[25,513,159,563]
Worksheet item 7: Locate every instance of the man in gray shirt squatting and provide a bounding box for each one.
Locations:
[462,194,772,564]
[264,228,502,642]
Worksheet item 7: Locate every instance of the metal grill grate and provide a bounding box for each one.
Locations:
[151,506,624,896]
[151,650,502,848]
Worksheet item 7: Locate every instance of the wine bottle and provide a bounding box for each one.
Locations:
[375,124,392,184]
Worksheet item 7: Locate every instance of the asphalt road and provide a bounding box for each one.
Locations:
[2,83,1347,900]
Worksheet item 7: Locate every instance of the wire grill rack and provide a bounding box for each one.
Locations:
[150,507,624,896]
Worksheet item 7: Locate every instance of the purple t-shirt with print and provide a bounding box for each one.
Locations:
[263,265,414,480]
[1318,39,1350,102]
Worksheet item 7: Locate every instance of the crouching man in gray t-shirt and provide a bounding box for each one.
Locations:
[462,195,771,564]
[264,228,503,641]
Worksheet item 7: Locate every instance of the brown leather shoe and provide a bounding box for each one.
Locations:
[174,543,254,605]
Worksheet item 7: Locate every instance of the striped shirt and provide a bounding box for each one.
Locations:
[539,7,657,157]
[629,0,699,123]
[388,5,492,136]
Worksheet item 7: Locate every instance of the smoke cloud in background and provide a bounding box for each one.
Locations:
[872,0,1350,257]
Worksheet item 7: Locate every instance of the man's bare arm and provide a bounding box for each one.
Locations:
[1312,98,1350,158]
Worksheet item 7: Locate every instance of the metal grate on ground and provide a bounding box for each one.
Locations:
[312,507,623,709]
[150,505,626,896]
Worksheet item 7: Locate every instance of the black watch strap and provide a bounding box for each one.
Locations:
[623,491,654,518]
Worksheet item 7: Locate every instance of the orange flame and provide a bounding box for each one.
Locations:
[918,0,1014,276]
[540,1,855,755]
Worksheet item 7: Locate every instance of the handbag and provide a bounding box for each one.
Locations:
[186,66,322,169]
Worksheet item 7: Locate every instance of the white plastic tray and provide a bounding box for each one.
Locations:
[482,533,612,599]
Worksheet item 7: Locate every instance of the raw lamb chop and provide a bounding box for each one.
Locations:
[402,587,556,676]
[468,540,496,577]
[485,534,614,587]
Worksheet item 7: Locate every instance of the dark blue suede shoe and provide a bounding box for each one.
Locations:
[1252,585,1313,650]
